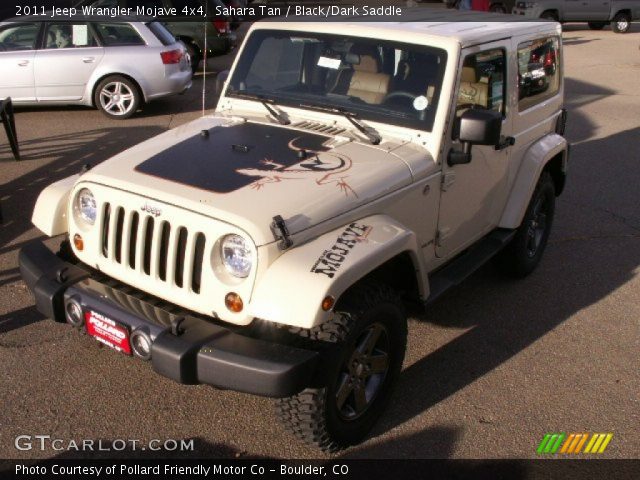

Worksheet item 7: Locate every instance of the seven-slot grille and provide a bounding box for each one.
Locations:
[100,203,206,294]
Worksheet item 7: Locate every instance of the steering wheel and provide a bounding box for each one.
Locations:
[383,91,418,104]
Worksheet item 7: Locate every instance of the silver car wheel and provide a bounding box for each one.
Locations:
[616,20,629,31]
[99,81,135,116]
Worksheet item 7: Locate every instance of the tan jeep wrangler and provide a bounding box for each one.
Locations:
[20,14,569,452]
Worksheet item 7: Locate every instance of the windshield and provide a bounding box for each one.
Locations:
[228,29,448,131]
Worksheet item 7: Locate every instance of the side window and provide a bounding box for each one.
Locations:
[517,37,561,111]
[0,23,39,52]
[146,21,176,46]
[45,23,98,49]
[94,23,145,46]
[457,48,506,115]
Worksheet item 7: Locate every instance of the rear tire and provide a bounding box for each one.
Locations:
[276,283,407,452]
[94,75,141,120]
[612,12,631,33]
[541,10,559,22]
[494,172,556,278]
[489,3,507,14]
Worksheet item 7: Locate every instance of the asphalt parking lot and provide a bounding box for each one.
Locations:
[1,23,639,460]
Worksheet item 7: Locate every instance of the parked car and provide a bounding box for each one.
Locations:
[512,0,640,33]
[20,14,568,452]
[0,18,191,118]
[74,0,237,73]
[446,0,516,13]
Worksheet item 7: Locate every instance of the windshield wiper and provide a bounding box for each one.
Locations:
[227,91,291,125]
[298,103,382,145]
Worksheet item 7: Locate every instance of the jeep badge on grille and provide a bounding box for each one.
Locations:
[140,203,161,217]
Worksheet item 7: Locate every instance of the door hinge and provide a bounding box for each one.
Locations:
[441,171,456,191]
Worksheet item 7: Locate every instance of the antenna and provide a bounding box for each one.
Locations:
[201,7,208,117]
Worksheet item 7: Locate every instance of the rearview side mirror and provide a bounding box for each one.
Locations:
[448,108,503,166]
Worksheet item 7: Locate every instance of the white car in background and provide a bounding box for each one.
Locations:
[0,18,192,119]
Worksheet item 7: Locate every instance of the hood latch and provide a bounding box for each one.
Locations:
[270,215,293,251]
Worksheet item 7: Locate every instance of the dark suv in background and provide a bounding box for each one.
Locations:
[75,0,237,73]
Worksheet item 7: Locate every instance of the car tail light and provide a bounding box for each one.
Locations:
[160,49,183,64]
[213,20,229,34]
[544,51,555,67]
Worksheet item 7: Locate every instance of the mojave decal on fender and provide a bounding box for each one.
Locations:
[249,215,427,329]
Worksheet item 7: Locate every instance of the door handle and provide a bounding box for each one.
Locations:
[82,57,95,63]
[495,136,515,151]
[17,60,30,66]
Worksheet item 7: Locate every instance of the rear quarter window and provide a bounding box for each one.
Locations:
[517,36,561,111]
[94,23,146,46]
[146,21,175,46]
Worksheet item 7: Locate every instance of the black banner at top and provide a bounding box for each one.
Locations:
[2,1,554,23]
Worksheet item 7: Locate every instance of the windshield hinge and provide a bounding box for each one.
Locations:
[435,228,450,248]
[270,215,293,251]
[441,171,456,192]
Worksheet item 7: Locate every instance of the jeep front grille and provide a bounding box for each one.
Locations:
[100,203,206,294]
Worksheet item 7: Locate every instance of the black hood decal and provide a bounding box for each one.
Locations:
[135,123,332,194]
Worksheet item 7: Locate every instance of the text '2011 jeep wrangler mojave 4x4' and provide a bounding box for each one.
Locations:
[20,12,569,452]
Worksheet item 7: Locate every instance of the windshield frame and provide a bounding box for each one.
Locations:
[227,28,449,133]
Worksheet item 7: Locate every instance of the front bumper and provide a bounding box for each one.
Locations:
[19,241,319,398]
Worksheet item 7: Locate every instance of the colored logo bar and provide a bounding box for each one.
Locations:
[537,433,613,454]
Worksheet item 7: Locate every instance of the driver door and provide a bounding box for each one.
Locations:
[435,41,514,259]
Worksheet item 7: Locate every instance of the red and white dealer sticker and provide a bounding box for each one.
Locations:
[85,310,132,355]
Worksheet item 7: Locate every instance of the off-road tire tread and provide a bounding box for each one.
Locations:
[495,171,555,277]
[276,283,404,452]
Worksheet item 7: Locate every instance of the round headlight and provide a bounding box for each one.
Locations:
[221,234,253,278]
[75,188,97,225]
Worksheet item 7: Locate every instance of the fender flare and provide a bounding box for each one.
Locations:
[32,174,79,236]
[499,133,568,229]
[248,215,428,329]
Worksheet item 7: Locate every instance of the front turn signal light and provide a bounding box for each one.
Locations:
[225,292,243,313]
[73,234,84,251]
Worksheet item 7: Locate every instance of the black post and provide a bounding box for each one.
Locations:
[1,97,20,161]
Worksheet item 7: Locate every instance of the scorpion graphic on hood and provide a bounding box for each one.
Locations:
[235,137,357,198]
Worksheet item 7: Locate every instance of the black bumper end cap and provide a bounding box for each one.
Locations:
[19,241,87,321]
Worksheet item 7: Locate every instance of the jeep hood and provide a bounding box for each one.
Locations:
[82,117,415,246]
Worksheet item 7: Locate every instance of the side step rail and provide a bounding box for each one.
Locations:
[426,229,516,305]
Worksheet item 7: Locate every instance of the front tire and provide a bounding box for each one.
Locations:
[489,3,507,14]
[495,171,556,278]
[94,75,141,120]
[541,10,559,22]
[612,12,631,33]
[276,283,407,452]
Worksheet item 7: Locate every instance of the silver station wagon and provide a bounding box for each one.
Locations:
[0,18,192,118]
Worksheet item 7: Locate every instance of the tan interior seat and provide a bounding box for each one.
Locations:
[347,53,390,104]
[457,66,489,108]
